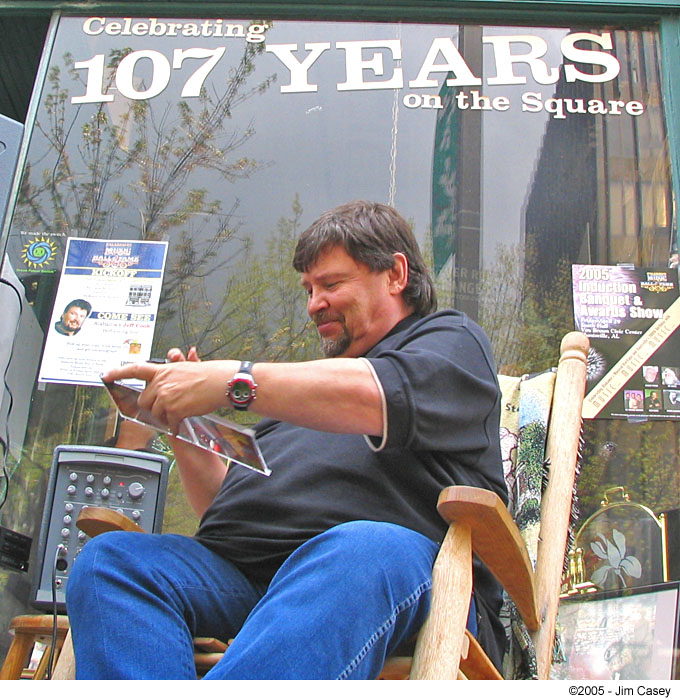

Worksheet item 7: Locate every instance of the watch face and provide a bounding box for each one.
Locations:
[230,378,253,403]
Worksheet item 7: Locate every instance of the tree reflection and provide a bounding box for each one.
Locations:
[4,33,283,543]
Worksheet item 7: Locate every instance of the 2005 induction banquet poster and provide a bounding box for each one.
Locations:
[573,264,680,420]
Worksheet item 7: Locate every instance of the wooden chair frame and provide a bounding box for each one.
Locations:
[1,331,588,680]
[410,331,588,679]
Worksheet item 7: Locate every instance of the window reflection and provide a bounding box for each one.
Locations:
[0,19,677,640]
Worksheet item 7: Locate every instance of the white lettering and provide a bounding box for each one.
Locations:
[336,40,403,90]
[246,24,268,44]
[521,92,646,119]
[521,91,543,113]
[404,94,422,108]
[173,47,226,97]
[630,307,664,319]
[82,17,105,35]
[409,38,482,88]
[265,43,331,93]
[181,23,201,38]
[421,93,443,109]
[562,32,620,83]
[71,54,114,104]
[148,18,167,37]
[484,35,559,85]
[545,97,567,119]
[116,50,171,100]
[105,21,122,36]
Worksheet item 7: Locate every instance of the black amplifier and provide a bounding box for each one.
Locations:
[32,445,169,611]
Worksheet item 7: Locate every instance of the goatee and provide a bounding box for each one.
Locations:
[314,312,351,358]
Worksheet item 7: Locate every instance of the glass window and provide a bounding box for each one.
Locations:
[0,16,677,630]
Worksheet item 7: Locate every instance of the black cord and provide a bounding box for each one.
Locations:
[0,436,8,511]
[46,543,66,679]
[0,277,24,511]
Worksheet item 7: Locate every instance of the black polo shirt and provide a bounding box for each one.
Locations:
[195,310,508,667]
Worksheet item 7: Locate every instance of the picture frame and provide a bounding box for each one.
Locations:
[551,582,680,680]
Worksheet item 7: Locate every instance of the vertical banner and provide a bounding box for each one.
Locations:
[431,81,459,276]
[38,238,168,387]
[573,265,680,420]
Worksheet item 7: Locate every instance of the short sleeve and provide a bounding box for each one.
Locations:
[363,315,499,455]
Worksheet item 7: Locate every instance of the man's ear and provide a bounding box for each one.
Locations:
[388,253,409,295]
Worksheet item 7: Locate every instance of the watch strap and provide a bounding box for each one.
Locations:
[227,360,257,411]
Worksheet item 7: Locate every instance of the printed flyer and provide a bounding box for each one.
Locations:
[573,264,680,420]
[38,238,168,387]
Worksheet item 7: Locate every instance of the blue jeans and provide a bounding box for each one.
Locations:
[66,520,476,679]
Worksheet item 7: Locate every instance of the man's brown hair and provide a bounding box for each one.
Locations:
[293,200,437,316]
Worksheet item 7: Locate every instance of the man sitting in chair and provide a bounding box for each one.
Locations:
[67,200,508,679]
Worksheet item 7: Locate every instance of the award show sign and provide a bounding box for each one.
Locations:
[573,265,680,420]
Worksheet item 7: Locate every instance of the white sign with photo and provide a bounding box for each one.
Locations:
[38,238,168,388]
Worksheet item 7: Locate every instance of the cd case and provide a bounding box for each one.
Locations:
[103,380,270,476]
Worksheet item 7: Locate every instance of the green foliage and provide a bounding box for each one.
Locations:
[162,466,200,536]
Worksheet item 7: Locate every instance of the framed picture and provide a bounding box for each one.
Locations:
[551,582,680,680]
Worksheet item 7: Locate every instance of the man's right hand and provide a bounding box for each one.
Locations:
[102,356,239,435]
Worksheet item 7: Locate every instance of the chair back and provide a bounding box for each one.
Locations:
[410,331,589,680]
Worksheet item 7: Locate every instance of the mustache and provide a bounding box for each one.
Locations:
[313,312,345,326]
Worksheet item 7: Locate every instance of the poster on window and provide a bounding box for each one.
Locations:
[573,265,680,420]
[551,584,679,680]
[38,238,168,388]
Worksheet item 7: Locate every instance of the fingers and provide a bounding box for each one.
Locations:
[102,362,159,384]
[167,346,199,363]
[166,347,186,363]
[104,348,215,435]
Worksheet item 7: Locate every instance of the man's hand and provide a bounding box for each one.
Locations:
[104,352,384,437]
[102,357,238,434]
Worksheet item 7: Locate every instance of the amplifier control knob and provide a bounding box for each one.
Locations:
[65,503,74,513]
[63,515,72,525]
[84,486,94,497]
[86,474,95,483]
[128,482,145,500]
[69,472,78,482]
[101,488,110,499]
[103,476,112,486]
[61,528,70,538]
[66,485,76,495]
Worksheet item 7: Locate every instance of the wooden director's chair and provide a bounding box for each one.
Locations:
[2,331,588,680]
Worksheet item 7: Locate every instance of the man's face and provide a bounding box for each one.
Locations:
[301,245,403,358]
[61,305,88,332]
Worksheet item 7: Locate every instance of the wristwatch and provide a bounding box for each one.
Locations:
[227,361,258,411]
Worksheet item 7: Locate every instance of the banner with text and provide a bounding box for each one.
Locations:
[573,264,680,420]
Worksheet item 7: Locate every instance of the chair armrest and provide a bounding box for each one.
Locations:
[76,506,145,538]
[437,485,540,631]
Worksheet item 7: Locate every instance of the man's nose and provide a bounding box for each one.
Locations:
[307,288,329,316]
